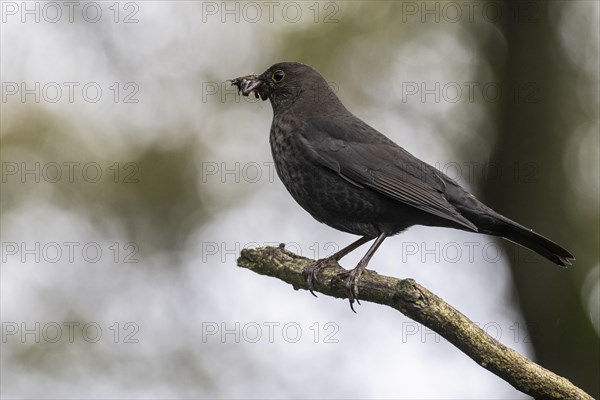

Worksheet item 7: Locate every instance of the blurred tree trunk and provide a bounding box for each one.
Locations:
[482,1,599,397]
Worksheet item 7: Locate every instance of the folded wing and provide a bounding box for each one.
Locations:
[300,116,478,232]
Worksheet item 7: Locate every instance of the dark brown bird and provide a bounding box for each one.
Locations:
[231,62,574,311]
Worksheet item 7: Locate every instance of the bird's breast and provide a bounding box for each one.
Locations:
[269,115,308,188]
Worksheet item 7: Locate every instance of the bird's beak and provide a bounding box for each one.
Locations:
[230,74,267,100]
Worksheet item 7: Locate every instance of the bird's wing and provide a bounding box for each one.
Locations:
[300,116,478,231]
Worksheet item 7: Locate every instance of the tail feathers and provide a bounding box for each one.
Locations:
[484,215,574,267]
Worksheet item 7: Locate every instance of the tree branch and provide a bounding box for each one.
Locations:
[237,246,593,400]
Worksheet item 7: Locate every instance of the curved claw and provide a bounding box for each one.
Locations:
[304,269,319,298]
[349,300,357,313]
[304,256,370,312]
[303,259,335,297]
[336,264,366,312]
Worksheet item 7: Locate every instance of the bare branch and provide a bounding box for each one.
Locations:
[237,246,593,400]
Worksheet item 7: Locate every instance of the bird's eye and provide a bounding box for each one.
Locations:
[271,70,285,83]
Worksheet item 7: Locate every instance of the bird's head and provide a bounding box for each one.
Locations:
[230,62,342,114]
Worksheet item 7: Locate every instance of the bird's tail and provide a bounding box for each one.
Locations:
[480,213,574,267]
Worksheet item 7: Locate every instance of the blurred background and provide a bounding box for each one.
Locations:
[1,1,598,398]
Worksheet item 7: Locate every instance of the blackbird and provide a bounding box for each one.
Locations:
[231,62,574,310]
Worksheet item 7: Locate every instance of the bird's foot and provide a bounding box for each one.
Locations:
[333,263,369,313]
[303,257,338,297]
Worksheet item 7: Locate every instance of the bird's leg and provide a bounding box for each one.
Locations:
[337,232,388,312]
[304,236,373,297]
